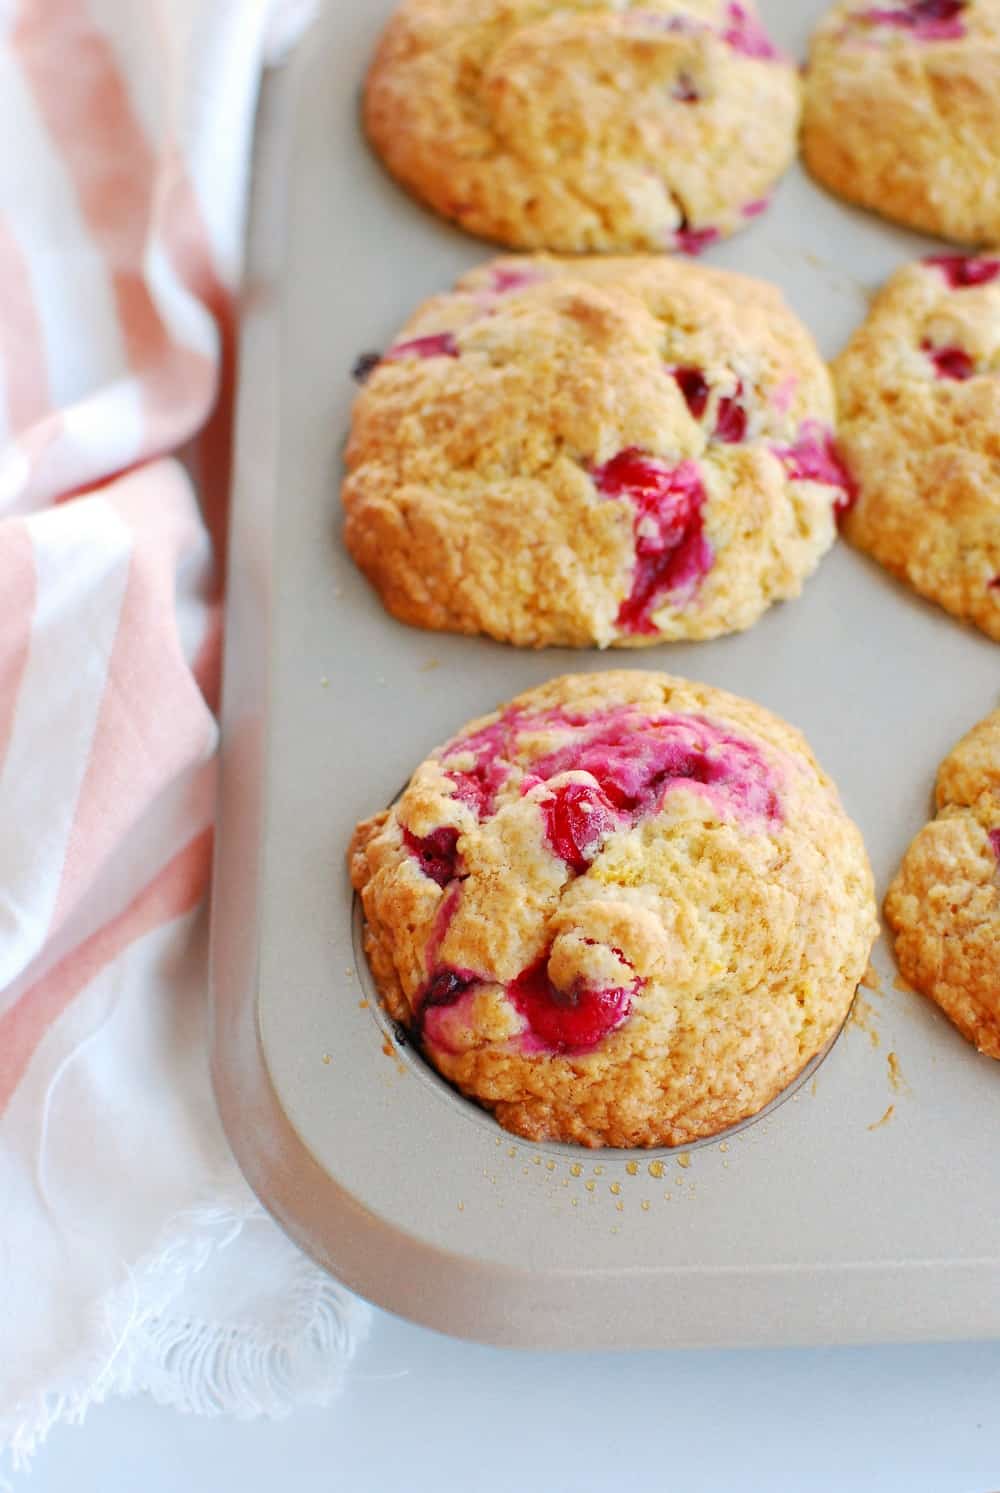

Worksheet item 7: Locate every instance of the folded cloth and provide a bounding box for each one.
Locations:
[0,0,368,1471]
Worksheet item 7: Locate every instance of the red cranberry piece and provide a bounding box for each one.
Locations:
[911,0,966,15]
[487,266,545,294]
[593,449,713,634]
[672,365,711,418]
[415,967,479,1041]
[989,576,1000,591]
[508,956,636,1053]
[742,197,770,219]
[773,422,858,518]
[420,968,474,1010]
[861,0,966,37]
[671,368,747,442]
[922,340,975,381]
[595,448,681,501]
[541,782,619,872]
[352,351,381,383]
[925,255,1000,289]
[722,3,782,58]
[403,826,460,887]
[990,829,1000,860]
[385,332,460,361]
[674,224,720,256]
[551,738,707,815]
[531,710,784,829]
[672,72,701,102]
[443,719,514,821]
[424,882,462,970]
[447,770,493,818]
[617,531,714,634]
[713,388,748,443]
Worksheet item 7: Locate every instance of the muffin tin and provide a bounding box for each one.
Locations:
[211,0,1000,1347]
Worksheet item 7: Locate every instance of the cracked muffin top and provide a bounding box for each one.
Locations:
[886,707,1000,1058]
[364,0,800,252]
[803,0,1000,244]
[835,252,1000,643]
[343,254,854,649]
[350,671,878,1148]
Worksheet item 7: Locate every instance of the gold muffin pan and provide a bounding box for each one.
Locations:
[212,0,1000,1347]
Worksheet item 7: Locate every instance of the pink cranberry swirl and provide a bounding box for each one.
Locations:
[857,1,968,42]
[350,673,877,1148]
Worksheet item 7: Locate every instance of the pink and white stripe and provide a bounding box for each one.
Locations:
[0,0,333,1462]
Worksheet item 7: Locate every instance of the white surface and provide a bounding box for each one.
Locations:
[21,1314,1000,1493]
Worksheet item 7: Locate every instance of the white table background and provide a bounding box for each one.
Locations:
[23,1312,1000,1491]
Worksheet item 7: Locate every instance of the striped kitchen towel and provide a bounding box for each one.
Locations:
[0,0,367,1470]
